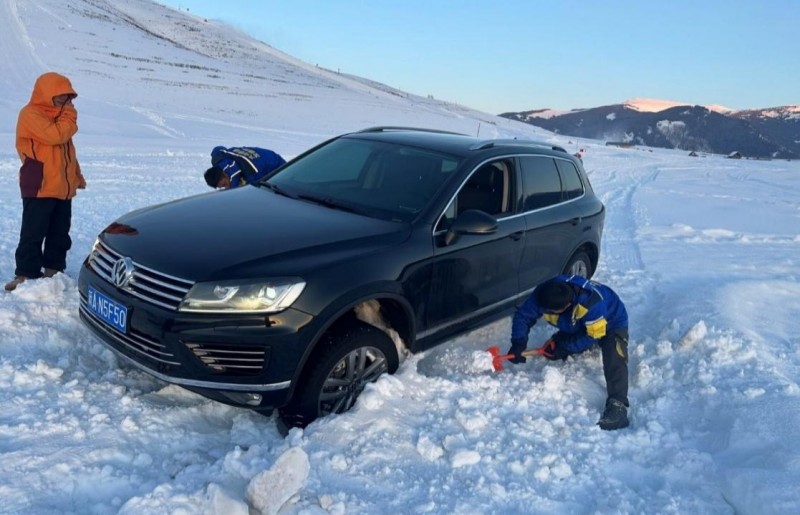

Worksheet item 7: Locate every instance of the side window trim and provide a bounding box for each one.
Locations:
[432,153,588,234]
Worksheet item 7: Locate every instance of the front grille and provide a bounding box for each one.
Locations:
[79,296,180,366]
[88,240,194,310]
[185,342,267,375]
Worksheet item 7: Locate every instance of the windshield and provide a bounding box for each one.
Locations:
[266,138,461,222]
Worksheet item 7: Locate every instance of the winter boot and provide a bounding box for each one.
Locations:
[43,268,60,278]
[4,276,28,292]
[598,398,629,430]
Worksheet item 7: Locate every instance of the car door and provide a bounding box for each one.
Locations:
[425,159,525,335]
[516,155,581,297]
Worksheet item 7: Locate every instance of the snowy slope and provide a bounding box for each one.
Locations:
[1,1,799,514]
[0,0,547,155]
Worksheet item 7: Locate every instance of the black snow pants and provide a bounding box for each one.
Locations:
[14,198,72,278]
[599,328,629,406]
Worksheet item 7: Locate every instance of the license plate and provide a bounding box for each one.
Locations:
[87,286,128,333]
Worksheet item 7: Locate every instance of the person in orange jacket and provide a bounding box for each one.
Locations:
[5,72,86,292]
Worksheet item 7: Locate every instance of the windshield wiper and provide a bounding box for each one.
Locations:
[297,194,363,215]
[258,181,297,199]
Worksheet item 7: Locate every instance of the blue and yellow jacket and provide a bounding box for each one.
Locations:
[511,275,628,353]
[211,146,286,188]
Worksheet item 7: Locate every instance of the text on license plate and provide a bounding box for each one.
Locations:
[87,286,128,333]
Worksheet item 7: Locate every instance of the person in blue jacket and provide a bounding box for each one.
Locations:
[204,146,286,189]
[508,274,630,430]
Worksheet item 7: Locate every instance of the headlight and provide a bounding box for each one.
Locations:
[178,278,306,313]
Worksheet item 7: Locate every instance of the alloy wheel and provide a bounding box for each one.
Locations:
[318,346,388,416]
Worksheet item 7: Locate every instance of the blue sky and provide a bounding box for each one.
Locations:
[160,1,798,114]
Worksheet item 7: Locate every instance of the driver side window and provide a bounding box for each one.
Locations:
[436,160,513,231]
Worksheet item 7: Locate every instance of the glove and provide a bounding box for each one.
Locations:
[541,338,570,361]
[507,338,528,364]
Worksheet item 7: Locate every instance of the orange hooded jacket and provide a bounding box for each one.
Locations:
[16,72,86,199]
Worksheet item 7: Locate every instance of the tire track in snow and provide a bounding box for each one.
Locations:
[586,162,677,413]
[588,164,669,347]
[593,165,659,275]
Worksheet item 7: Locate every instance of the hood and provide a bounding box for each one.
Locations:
[101,186,410,281]
[29,72,77,109]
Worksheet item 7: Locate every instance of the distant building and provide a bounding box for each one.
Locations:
[606,141,635,148]
[727,151,743,159]
[688,151,698,157]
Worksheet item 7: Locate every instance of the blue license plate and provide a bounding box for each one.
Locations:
[87,286,128,333]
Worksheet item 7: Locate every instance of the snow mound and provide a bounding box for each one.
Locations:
[245,447,310,515]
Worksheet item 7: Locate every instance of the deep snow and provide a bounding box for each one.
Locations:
[0,1,798,514]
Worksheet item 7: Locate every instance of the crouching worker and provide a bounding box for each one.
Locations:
[204,146,286,189]
[507,275,630,430]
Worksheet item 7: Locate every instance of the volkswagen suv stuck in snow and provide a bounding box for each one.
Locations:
[78,127,605,429]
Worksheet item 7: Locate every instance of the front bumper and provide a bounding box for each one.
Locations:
[78,261,314,409]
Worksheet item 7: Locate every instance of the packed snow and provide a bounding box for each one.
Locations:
[1,1,799,514]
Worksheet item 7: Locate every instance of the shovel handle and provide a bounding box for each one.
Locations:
[511,347,548,360]
[489,345,548,371]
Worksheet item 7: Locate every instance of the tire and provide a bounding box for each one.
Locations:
[563,250,593,278]
[279,320,399,429]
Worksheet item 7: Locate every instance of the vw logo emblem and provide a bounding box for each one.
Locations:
[112,257,134,289]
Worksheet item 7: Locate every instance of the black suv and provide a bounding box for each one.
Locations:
[78,127,604,428]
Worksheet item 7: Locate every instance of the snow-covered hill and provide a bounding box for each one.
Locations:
[1,1,799,514]
[0,0,543,156]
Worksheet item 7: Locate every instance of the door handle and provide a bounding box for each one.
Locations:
[509,231,524,241]
[570,217,581,226]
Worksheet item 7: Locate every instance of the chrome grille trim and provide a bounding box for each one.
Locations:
[185,343,266,374]
[88,240,194,311]
[131,275,189,295]
[79,301,180,366]
[129,280,185,303]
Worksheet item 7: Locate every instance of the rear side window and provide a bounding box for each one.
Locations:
[519,156,562,211]
[556,159,584,199]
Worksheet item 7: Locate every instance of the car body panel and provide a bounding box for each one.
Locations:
[104,187,410,282]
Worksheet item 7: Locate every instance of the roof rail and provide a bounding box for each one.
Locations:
[355,126,466,136]
[469,139,568,153]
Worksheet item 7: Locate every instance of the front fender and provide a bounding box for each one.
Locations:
[286,284,415,400]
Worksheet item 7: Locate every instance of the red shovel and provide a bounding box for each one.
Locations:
[487,344,549,371]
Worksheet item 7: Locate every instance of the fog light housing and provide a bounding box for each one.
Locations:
[220,391,263,406]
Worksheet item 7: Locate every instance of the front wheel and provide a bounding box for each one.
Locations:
[279,321,399,429]
[563,250,593,278]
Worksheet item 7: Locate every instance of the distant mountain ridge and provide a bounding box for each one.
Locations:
[500,99,800,159]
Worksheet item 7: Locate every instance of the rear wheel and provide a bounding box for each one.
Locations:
[563,250,593,278]
[279,321,399,429]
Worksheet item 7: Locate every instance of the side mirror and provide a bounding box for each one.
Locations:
[444,209,498,245]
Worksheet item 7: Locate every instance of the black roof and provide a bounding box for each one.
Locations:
[343,126,570,159]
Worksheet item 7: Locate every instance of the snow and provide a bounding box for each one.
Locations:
[520,108,571,120]
[1,1,799,514]
[656,119,689,147]
[757,106,800,120]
